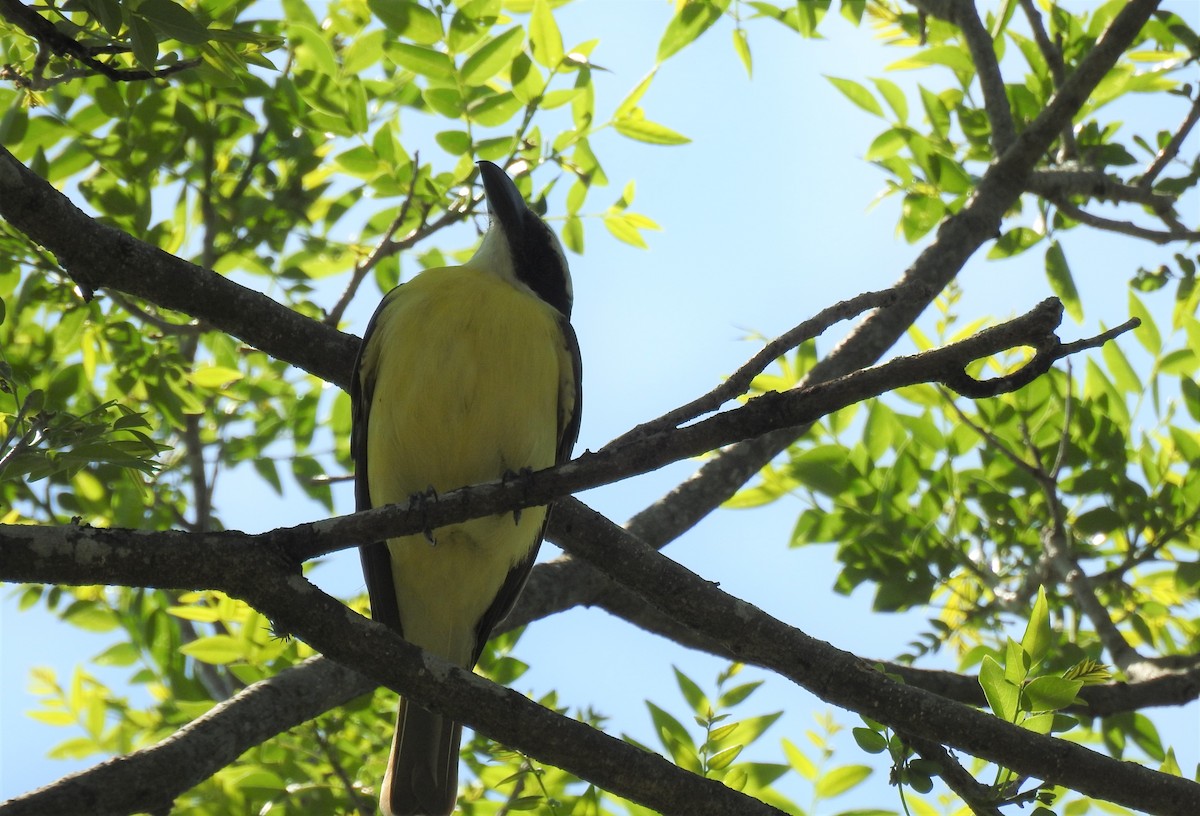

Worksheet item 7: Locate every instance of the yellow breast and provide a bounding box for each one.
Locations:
[361,265,570,664]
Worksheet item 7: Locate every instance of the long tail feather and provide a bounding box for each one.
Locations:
[380,697,462,816]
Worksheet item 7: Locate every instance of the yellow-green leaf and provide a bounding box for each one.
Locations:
[529,0,564,68]
[826,76,883,117]
[460,26,525,86]
[732,27,752,77]
[658,0,728,62]
[1045,241,1082,323]
[179,635,247,665]
[814,764,872,798]
[389,43,455,79]
[613,115,690,145]
[190,366,244,389]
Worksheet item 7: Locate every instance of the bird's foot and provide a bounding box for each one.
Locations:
[501,467,535,525]
[409,485,439,545]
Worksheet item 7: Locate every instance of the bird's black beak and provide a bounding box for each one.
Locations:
[478,160,528,240]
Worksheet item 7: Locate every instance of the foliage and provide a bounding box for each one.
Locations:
[1,0,1198,814]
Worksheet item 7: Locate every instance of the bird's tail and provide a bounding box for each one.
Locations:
[380,697,462,816]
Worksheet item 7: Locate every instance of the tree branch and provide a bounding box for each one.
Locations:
[909,0,1016,153]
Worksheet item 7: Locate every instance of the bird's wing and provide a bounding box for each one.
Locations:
[352,287,404,633]
[468,315,583,662]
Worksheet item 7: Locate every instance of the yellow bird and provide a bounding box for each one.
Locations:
[351,160,582,816]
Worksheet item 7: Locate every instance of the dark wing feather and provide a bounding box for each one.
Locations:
[469,316,582,663]
[352,288,404,634]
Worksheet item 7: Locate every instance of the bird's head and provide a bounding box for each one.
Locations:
[473,160,573,319]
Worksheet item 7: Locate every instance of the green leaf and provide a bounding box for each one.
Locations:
[529,0,565,68]
[872,77,908,122]
[369,0,443,45]
[707,743,742,770]
[461,26,525,86]
[852,727,888,754]
[646,701,701,771]
[1023,675,1084,712]
[1021,586,1051,668]
[137,0,209,44]
[782,738,817,780]
[389,43,456,79]
[866,127,908,160]
[988,226,1043,258]
[674,667,709,714]
[189,366,244,389]
[658,0,728,62]
[615,69,657,119]
[732,28,752,77]
[1129,291,1161,355]
[613,115,691,145]
[814,764,872,798]
[1181,376,1200,422]
[1045,241,1082,323]
[718,680,763,708]
[901,193,945,242]
[888,45,976,76]
[826,76,883,117]
[979,655,1019,721]
[179,634,246,665]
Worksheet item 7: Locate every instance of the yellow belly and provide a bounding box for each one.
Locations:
[364,266,566,666]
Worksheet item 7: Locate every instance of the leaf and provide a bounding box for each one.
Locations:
[613,115,691,145]
[826,76,883,117]
[1129,291,1161,355]
[872,77,908,122]
[1023,675,1084,712]
[137,0,209,44]
[190,366,244,389]
[674,667,709,714]
[707,743,743,770]
[179,634,246,665]
[852,727,888,754]
[658,0,728,62]
[389,43,455,79]
[888,45,976,76]
[732,28,752,77]
[460,27,525,86]
[866,127,908,160]
[529,0,564,67]
[1021,586,1051,668]
[979,655,1019,721]
[1045,241,1082,323]
[782,738,817,780]
[369,0,443,45]
[615,69,657,119]
[814,764,872,798]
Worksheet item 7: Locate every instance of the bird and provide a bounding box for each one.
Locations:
[350,160,582,816]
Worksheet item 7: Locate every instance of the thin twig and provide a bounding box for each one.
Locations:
[1139,89,1200,187]
[1052,196,1200,244]
[607,286,910,448]
[903,735,1005,816]
[1018,0,1078,159]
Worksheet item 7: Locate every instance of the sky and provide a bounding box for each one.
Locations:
[3,0,1198,811]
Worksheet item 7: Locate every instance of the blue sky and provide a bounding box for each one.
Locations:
[3,0,1198,810]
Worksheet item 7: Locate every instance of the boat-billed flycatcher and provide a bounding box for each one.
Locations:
[351,160,582,816]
